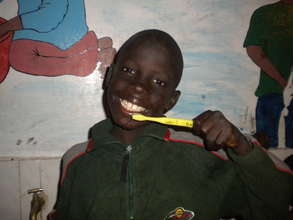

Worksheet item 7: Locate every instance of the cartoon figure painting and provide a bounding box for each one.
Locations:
[0,0,116,84]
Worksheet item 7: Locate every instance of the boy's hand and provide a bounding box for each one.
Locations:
[192,110,252,156]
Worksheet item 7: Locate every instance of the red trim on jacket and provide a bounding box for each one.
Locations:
[164,129,171,139]
[60,139,94,185]
[60,151,86,185]
[86,139,94,152]
[163,129,227,161]
[276,166,293,175]
[258,145,293,176]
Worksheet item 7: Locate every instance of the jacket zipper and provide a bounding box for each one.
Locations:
[126,145,134,220]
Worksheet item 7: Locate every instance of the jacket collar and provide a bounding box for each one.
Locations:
[89,118,168,151]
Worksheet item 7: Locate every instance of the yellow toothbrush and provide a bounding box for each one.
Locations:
[132,114,237,147]
[132,114,193,128]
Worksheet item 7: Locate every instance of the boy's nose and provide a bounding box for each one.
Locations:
[131,81,148,95]
[135,84,145,92]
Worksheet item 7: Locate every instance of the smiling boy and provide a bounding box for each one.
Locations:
[54,29,293,220]
[104,29,182,145]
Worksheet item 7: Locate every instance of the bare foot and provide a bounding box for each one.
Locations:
[97,37,116,77]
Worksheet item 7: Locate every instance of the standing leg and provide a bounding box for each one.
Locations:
[256,94,284,148]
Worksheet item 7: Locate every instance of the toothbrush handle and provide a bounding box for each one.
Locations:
[160,118,193,128]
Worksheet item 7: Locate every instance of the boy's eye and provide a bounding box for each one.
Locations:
[153,79,166,87]
[121,67,136,76]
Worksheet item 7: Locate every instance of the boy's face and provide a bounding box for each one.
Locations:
[106,43,181,130]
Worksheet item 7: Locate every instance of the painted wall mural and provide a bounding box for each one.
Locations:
[0,0,115,82]
[0,0,291,157]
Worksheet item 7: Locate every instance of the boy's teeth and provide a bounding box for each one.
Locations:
[120,99,145,112]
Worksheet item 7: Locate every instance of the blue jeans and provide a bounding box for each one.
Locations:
[256,94,293,148]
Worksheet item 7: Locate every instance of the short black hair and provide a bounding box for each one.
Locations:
[114,29,183,87]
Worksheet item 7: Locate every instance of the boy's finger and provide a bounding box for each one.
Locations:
[193,110,212,132]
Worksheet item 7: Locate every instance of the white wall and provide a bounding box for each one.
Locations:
[0,158,60,219]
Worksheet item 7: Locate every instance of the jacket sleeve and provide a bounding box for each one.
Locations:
[54,157,75,220]
[54,142,88,219]
[222,145,293,220]
[20,0,69,33]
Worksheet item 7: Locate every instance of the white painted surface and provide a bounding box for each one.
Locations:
[40,159,60,218]
[0,160,20,220]
[0,158,60,220]
[20,160,41,220]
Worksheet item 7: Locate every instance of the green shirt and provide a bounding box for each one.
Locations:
[243,2,293,97]
[56,119,293,220]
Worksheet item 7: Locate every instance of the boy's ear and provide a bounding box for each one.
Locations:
[102,64,114,90]
[164,90,181,113]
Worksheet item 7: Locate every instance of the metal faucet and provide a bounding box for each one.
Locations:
[28,188,45,220]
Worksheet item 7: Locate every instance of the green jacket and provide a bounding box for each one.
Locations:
[56,119,293,220]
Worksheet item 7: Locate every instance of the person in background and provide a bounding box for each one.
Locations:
[243,0,293,148]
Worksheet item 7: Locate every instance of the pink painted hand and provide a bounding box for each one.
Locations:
[97,37,116,77]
